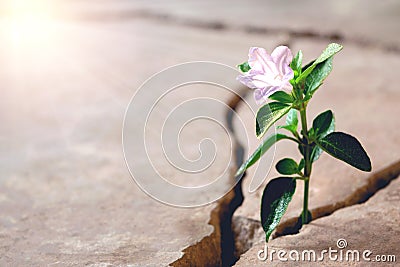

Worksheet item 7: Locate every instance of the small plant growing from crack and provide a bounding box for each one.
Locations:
[235,43,371,242]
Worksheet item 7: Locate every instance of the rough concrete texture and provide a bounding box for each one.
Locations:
[0,11,286,266]
[1,1,399,266]
[235,177,400,266]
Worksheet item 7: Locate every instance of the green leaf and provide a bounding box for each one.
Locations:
[290,50,303,72]
[238,61,251,72]
[261,177,296,242]
[302,60,314,72]
[312,110,334,138]
[304,57,333,96]
[235,133,290,176]
[276,158,299,175]
[278,124,297,135]
[286,109,298,128]
[315,43,343,65]
[316,132,371,171]
[310,145,323,163]
[298,159,305,172]
[297,43,343,83]
[256,102,292,138]
[278,109,298,136]
[311,110,335,162]
[268,91,294,104]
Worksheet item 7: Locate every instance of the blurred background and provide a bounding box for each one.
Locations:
[1,1,399,266]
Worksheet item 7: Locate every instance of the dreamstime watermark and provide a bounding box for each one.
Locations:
[122,62,277,207]
[257,238,396,263]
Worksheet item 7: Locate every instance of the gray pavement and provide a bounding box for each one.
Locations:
[1,1,399,266]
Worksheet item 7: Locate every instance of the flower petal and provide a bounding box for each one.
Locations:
[252,74,280,87]
[237,45,295,105]
[280,81,293,92]
[271,46,293,74]
[282,65,294,80]
[237,74,258,89]
[254,89,266,104]
[248,47,276,74]
[254,86,281,104]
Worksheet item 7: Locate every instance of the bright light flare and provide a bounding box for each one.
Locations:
[2,0,55,45]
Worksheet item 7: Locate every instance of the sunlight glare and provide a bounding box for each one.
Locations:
[3,0,55,45]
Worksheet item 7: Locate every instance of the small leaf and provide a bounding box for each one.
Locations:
[256,102,292,138]
[261,177,296,242]
[311,111,335,162]
[290,50,303,73]
[312,110,334,138]
[285,109,298,128]
[276,158,299,175]
[278,109,298,136]
[279,125,295,131]
[316,132,371,171]
[238,61,251,72]
[278,124,297,136]
[268,91,294,104]
[310,144,323,163]
[235,133,290,176]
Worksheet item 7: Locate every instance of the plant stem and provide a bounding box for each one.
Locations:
[299,103,311,225]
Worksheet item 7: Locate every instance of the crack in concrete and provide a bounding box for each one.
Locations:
[74,9,400,54]
[170,91,247,267]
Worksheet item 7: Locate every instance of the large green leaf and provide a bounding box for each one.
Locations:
[316,132,371,171]
[261,177,296,242]
[276,158,299,175]
[235,133,289,176]
[304,57,333,96]
[256,102,292,138]
[297,43,343,84]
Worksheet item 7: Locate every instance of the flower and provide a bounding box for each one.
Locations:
[237,46,294,104]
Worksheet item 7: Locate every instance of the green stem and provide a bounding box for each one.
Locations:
[299,103,312,225]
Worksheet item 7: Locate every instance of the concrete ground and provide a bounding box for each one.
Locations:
[1,1,399,266]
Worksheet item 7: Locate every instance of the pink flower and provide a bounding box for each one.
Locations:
[237,46,294,104]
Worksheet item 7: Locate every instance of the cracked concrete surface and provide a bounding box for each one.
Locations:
[1,1,399,266]
[235,176,400,266]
